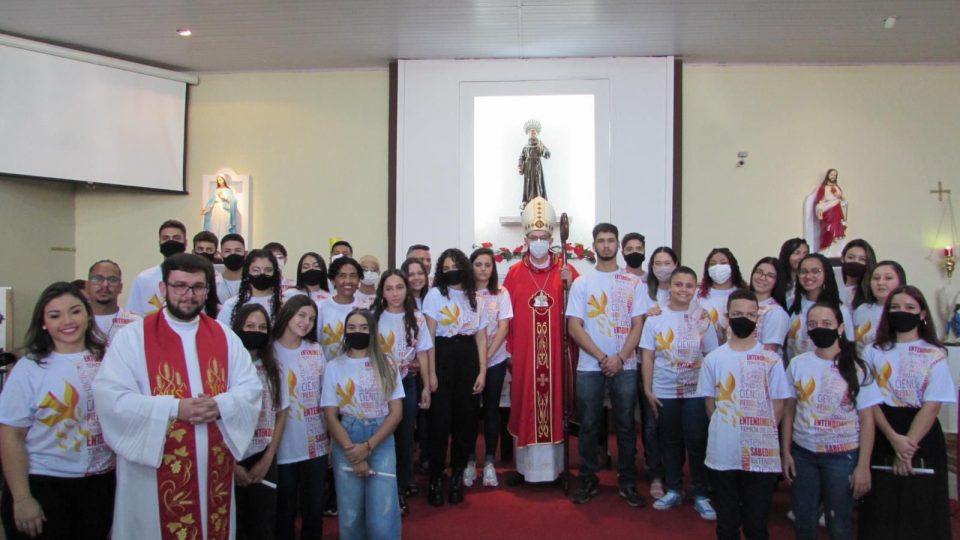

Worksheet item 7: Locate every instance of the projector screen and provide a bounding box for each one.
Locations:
[0,42,187,192]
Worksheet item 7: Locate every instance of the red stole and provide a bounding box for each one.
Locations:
[144,311,233,540]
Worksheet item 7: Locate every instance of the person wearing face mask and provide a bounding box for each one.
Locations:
[282,252,332,304]
[321,309,404,539]
[696,290,791,540]
[317,257,367,361]
[422,248,487,506]
[860,286,955,540]
[641,266,719,519]
[622,232,647,279]
[837,239,877,314]
[264,241,295,292]
[270,296,328,540]
[355,255,381,309]
[218,250,283,327]
[217,234,247,301]
[501,197,577,487]
[231,303,288,540]
[697,248,748,345]
[126,219,188,316]
[192,231,219,262]
[852,261,906,356]
[781,302,881,540]
[330,240,354,262]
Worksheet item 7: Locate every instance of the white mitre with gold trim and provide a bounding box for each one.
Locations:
[521,196,556,236]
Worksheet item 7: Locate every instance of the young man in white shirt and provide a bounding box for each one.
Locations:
[126,219,187,316]
[85,259,140,344]
[567,223,646,507]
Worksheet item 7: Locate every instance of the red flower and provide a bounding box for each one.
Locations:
[494,254,504,263]
[513,246,524,254]
[481,242,493,248]
[499,247,509,253]
[574,245,585,257]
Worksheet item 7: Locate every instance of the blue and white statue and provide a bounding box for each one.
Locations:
[201,174,238,238]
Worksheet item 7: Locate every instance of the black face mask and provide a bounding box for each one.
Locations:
[888,311,921,333]
[302,269,326,287]
[159,240,186,257]
[196,252,216,263]
[223,254,245,271]
[443,269,463,285]
[239,331,269,351]
[624,252,646,269]
[842,261,867,280]
[808,327,840,349]
[728,317,757,339]
[249,274,276,291]
[345,332,370,350]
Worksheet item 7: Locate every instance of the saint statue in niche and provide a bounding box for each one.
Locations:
[803,168,848,255]
[201,174,238,238]
[518,119,551,207]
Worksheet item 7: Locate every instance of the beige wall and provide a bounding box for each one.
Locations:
[75,69,390,305]
[0,176,76,348]
[682,64,960,324]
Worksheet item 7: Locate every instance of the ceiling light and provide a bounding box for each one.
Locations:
[883,17,897,29]
[176,28,192,37]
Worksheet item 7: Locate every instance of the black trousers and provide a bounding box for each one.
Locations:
[708,468,778,540]
[428,334,480,478]
[276,455,327,540]
[1,470,115,540]
[235,450,278,540]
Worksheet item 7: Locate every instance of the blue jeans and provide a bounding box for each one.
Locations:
[575,369,639,486]
[790,444,858,540]
[333,416,401,540]
[395,373,420,488]
[658,397,709,497]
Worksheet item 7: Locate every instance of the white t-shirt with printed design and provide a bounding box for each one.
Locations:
[94,309,141,345]
[756,297,789,348]
[478,288,514,368]
[786,351,883,453]
[354,291,376,309]
[566,268,645,372]
[865,340,957,408]
[0,351,115,477]
[217,295,275,325]
[126,264,164,317]
[317,297,364,360]
[378,310,433,378]
[640,304,720,398]
[275,341,328,464]
[422,287,484,337]
[697,343,791,472]
[697,286,737,341]
[283,287,332,305]
[320,355,405,420]
[216,275,242,303]
[853,302,883,356]
[244,358,291,459]
[785,297,855,362]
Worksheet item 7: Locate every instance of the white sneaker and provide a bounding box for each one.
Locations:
[482,462,499,487]
[463,461,477,487]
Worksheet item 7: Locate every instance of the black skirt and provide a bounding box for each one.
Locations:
[858,404,952,540]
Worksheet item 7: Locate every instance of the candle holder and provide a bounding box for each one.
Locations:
[946,246,956,278]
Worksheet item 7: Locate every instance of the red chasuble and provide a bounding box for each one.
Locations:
[144,311,234,540]
[505,254,579,447]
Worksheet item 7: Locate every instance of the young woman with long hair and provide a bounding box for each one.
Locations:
[374,269,433,513]
[781,301,880,540]
[641,267,719,519]
[645,246,679,309]
[422,248,487,507]
[231,303,288,540]
[464,247,513,488]
[697,248,748,343]
[400,257,430,310]
[322,308,403,540]
[778,238,810,308]
[786,253,855,362]
[282,252,331,304]
[838,239,877,313]
[218,249,283,327]
[749,257,790,354]
[272,296,327,540]
[400,256,432,471]
[0,282,114,539]
[859,286,955,539]
[852,261,906,356]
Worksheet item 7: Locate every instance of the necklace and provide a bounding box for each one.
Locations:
[524,259,556,308]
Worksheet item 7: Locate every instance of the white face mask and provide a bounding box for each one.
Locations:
[708,263,732,284]
[653,265,676,282]
[331,253,344,262]
[361,270,379,286]
[528,238,551,259]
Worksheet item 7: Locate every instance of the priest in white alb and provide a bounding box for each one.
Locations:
[94,253,262,540]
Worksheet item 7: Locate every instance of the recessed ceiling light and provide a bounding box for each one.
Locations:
[883,16,897,29]
[176,28,192,37]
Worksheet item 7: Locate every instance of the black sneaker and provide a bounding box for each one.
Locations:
[570,477,599,504]
[399,492,409,517]
[619,485,647,508]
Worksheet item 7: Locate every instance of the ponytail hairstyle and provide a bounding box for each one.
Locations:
[873,285,944,352]
[698,247,747,298]
[232,249,283,328]
[862,260,907,306]
[270,295,318,343]
[646,246,679,302]
[342,308,398,397]
[232,303,281,409]
[807,301,871,406]
[749,257,788,310]
[23,282,106,364]
[374,269,420,348]
[841,239,877,310]
[789,253,842,315]
[433,248,477,311]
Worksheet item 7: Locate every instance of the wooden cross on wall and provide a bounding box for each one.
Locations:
[931,181,952,202]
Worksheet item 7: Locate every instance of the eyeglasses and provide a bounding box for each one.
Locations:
[753,270,777,280]
[166,282,208,296]
[88,275,121,286]
[799,268,824,276]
